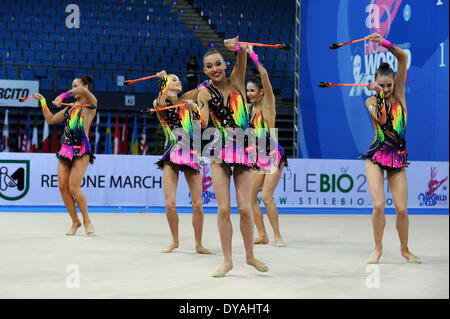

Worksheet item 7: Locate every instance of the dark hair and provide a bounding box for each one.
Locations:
[203,48,223,62]
[248,78,263,90]
[375,62,394,80]
[77,75,94,88]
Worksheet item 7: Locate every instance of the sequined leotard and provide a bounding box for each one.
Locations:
[155,99,201,171]
[205,84,255,168]
[361,92,408,169]
[57,105,96,164]
[250,105,287,172]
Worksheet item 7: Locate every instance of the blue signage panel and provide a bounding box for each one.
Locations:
[299,0,448,161]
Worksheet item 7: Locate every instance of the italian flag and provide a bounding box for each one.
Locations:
[42,120,50,153]
[1,109,9,152]
[31,116,38,153]
[113,112,120,155]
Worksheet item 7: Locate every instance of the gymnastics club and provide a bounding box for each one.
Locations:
[124,74,159,86]
[140,103,186,114]
[18,96,34,102]
[19,97,90,107]
[236,41,291,50]
[329,36,371,49]
[57,102,91,107]
[318,82,369,88]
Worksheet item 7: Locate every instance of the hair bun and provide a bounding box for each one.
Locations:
[82,75,93,85]
[379,62,391,71]
[375,62,395,80]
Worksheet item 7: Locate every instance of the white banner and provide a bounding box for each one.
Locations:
[0,79,39,107]
[0,153,448,209]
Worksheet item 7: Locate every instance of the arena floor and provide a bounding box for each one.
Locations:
[0,212,448,299]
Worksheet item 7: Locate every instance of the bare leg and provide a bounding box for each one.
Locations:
[388,168,421,263]
[161,163,180,253]
[58,160,81,235]
[211,163,233,277]
[69,156,93,234]
[261,163,285,246]
[262,164,285,244]
[234,167,269,273]
[250,170,268,244]
[184,169,213,254]
[365,160,386,263]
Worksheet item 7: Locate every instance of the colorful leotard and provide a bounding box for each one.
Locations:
[250,105,287,172]
[205,84,255,168]
[155,99,200,171]
[361,92,408,169]
[57,105,96,164]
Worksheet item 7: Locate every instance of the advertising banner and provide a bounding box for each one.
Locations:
[0,153,447,210]
[0,79,39,107]
[299,0,448,161]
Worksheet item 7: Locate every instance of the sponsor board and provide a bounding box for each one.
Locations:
[0,153,447,210]
[0,80,39,107]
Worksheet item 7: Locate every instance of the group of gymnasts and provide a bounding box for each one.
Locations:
[30,32,420,278]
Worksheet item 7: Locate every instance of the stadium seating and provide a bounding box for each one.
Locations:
[193,0,295,98]
[0,0,203,93]
[0,0,295,154]
[1,0,294,96]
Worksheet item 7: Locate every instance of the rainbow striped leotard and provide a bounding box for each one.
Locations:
[361,92,408,169]
[57,105,96,164]
[156,99,200,171]
[206,84,255,168]
[250,106,287,172]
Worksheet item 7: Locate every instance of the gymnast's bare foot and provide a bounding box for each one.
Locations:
[274,237,286,247]
[246,256,269,272]
[66,221,82,236]
[401,249,421,264]
[196,245,214,255]
[367,249,383,264]
[84,222,95,235]
[161,240,179,253]
[254,236,269,244]
[212,262,233,278]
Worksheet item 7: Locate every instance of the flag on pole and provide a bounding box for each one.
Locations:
[51,127,59,153]
[94,112,100,154]
[113,112,120,155]
[140,116,149,155]
[130,113,139,155]
[31,116,38,152]
[0,114,2,151]
[42,120,50,153]
[21,113,30,152]
[121,114,129,154]
[104,112,112,154]
[1,109,9,152]
[0,112,2,152]
[16,114,22,152]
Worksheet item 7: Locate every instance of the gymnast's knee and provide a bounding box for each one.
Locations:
[237,203,252,215]
[68,185,81,198]
[165,202,177,214]
[372,202,385,215]
[217,205,231,216]
[191,200,203,214]
[261,192,274,206]
[58,182,69,193]
[396,207,408,217]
